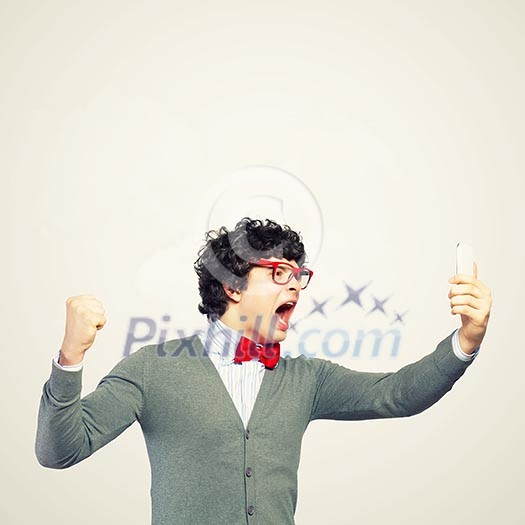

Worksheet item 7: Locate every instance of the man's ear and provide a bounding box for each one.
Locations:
[222,282,242,303]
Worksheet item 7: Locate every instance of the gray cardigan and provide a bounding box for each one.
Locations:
[35,331,476,524]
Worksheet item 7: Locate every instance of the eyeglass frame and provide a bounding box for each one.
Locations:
[248,258,314,289]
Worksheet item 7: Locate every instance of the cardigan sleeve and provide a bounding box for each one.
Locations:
[309,330,477,421]
[35,347,147,469]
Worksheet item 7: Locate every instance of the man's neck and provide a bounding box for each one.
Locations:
[219,310,262,344]
[218,311,244,336]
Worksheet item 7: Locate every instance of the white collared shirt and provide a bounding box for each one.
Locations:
[196,318,269,428]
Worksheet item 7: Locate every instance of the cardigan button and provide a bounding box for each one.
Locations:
[247,505,255,515]
[245,429,250,439]
[245,467,253,477]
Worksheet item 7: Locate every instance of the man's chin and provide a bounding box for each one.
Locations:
[261,327,287,344]
[272,325,289,343]
[254,314,292,343]
[275,330,287,341]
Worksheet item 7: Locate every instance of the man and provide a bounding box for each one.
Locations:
[35,217,492,524]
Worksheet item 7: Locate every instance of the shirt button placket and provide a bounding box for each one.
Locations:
[244,427,256,519]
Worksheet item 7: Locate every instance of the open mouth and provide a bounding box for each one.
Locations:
[274,301,296,330]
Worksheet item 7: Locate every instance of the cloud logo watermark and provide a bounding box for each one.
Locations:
[128,166,407,362]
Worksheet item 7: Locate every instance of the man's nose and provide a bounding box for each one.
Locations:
[287,278,300,291]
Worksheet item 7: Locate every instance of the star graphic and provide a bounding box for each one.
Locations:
[390,310,408,325]
[288,297,330,331]
[365,294,392,317]
[306,297,330,319]
[289,320,299,333]
[337,281,372,310]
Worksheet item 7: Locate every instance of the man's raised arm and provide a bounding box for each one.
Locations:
[309,265,491,421]
[309,329,477,421]
[35,296,146,468]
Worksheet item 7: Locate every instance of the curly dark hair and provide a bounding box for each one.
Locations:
[194,217,307,320]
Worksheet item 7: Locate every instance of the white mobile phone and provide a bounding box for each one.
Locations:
[456,242,474,276]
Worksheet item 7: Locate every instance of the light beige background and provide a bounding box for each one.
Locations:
[2,1,524,524]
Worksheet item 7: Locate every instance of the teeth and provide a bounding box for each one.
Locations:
[276,301,296,315]
[276,301,295,314]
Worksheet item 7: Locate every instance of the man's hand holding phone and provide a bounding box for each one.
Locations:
[448,243,492,354]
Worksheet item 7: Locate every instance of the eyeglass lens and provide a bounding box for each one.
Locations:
[274,265,310,288]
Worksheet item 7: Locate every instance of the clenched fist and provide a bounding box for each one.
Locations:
[59,295,106,365]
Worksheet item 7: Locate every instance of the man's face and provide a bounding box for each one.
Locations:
[229,257,302,344]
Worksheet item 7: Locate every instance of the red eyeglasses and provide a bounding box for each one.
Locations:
[249,259,314,289]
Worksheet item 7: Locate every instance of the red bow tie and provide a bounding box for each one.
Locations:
[233,336,280,369]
